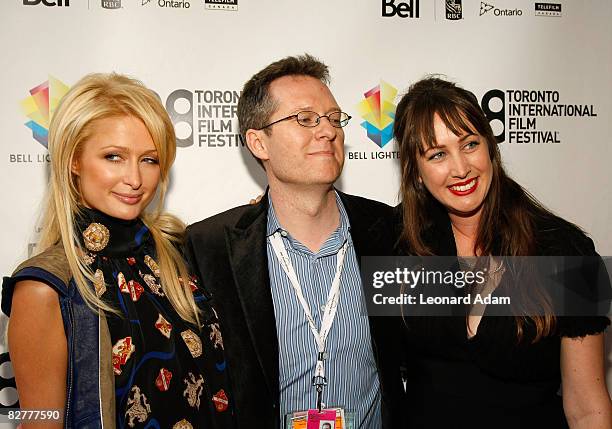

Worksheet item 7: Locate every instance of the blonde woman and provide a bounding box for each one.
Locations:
[2,73,233,428]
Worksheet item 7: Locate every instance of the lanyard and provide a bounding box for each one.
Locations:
[269,231,349,411]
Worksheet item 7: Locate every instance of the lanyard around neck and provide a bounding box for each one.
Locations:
[269,231,349,408]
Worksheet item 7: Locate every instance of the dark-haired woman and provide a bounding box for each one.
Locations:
[393,77,610,428]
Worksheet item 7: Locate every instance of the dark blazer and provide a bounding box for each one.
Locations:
[185,190,406,428]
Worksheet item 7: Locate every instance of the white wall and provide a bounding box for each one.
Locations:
[0,0,610,415]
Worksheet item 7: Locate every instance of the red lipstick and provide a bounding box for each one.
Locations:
[447,177,478,196]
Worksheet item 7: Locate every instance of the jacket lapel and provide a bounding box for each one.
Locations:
[225,197,280,397]
[338,191,394,259]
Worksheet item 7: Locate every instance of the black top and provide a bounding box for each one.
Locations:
[77,208,234,429]
[395,204,610,429]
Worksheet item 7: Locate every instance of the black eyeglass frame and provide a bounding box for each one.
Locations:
[257,110,352,130]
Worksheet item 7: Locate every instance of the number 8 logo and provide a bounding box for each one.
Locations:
[481,89,505,143]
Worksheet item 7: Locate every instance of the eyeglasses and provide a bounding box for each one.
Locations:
[258,111,352,130]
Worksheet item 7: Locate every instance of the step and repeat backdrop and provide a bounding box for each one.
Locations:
[0,0,610,416]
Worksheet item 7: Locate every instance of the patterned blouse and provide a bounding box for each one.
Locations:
[78,208,234,429]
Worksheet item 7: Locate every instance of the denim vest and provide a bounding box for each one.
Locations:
[2,244,114,428]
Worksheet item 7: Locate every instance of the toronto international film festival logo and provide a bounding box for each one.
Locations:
[357,81,398,149]
[163,87,242,148]
[21,76,70,148]
[0,352,18,409]
[480,88,597,144]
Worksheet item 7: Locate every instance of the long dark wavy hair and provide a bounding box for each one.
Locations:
[393,76,579,341]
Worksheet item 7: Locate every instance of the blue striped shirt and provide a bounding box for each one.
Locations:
[266,192,381,428]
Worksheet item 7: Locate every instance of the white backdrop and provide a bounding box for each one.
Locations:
[0,0,610,416]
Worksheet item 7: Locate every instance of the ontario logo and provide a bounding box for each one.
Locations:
[357,80,398,148]
[21,76,70,148]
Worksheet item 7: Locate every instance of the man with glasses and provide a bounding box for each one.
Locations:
[186,54,405,429]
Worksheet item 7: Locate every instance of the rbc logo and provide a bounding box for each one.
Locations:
[23,0,70,5]
[382,0,419,18]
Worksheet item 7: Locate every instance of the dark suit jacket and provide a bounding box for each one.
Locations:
[185,191,406,428]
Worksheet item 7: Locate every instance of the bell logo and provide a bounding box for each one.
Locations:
[23,0,70,5]
[382,0,419,18]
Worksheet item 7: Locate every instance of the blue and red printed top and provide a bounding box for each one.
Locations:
[77,207,234,429]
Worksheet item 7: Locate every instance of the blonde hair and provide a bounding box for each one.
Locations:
[38,72,201,326]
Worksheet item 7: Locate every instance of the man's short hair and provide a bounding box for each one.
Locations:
[237,53,330,139]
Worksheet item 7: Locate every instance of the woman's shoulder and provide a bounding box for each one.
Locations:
[12,243,71,281]
[2,244,72,317]
[533,215,610,336]
[534,214,595,256]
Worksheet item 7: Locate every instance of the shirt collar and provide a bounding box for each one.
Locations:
[266,191,351,250]
[266,195,283,237]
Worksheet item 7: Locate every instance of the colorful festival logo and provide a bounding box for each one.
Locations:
[21,76,70,148]
[357,80,398,148]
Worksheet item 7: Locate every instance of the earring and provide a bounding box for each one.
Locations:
[416,177,425,192]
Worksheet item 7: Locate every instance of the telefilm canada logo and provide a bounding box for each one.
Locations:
[347,80,400,161]
[142,0,190,9]
[101,0,121,9]
[535,2,561,17]
[382,0,419,18]
[204,0,238,11]
[480,89,598,144]
[163,88,243,148]
[10,76,70,164]
[23,0,69,6]
[479,1,522,16]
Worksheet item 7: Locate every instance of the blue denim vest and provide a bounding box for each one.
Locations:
[2,245,106,428]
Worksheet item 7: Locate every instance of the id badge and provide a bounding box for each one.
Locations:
[285,408,354,429]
